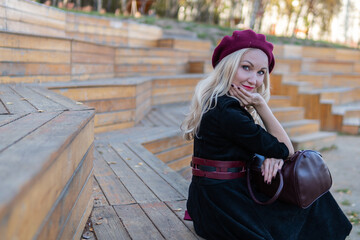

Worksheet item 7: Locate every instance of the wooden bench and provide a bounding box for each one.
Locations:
[38,74,204,133]
[91,126,199,239]
[0,84,95,240]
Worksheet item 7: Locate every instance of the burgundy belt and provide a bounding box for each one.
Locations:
[191,156,246,180]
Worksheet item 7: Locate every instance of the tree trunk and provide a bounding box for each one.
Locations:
[250,0,261,29]
[292,3,304,37]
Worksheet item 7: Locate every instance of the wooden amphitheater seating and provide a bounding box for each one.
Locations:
[274,45,360,134]
[0,84,95,240]
[91,126,200,239]
[0,0,163,47]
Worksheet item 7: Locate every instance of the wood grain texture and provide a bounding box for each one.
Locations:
[0,111,94,240]
[95,145,159,203]
[91,206,131,240]
[140,201,198,240]
[114,204,165,240]
[35,145,94,240]
[94,148,135,205]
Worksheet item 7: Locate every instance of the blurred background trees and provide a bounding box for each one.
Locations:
[37,0,359,47]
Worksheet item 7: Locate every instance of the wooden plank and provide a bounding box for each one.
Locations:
[95,145,158,203]
[156,144,193,163]
[0,62,71,76]
[143,135,186,154]
[114,204,165,240]
[125,143,189,198]
[0,47,70,63]
[0,32,70,51]
[73,191,94,240]
[0,99,8,114]
[71,64,114,75]
[58,169,93,240]
[35,144,93,240]
[50,86,136,102]
[0,75,71,84]
[94,122,135,134]
[0,113,28,127]
[6,0,66,21]
[71,72,115,82]
[94,149,135,205]
[0,84,36,114]
[93,176,110,208]
[30,86,91,111]
[165,200,199,236]
[0,111,94,240]
[141,201,198,240]
[72,52,114,64]
[10,85,66,112]
[0,111,60,153]
[91,206,131,240]
[94,109,135,127]
[167,155,192,172]
[6,7,65,31]
[83,97,135,113]
[112,142,185,201]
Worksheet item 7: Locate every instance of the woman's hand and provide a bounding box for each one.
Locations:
[261,158,284,184]
[229,83,264,108]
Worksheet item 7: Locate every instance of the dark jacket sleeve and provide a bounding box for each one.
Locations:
[219,99,289,159]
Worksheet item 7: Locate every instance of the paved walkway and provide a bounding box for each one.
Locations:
[324,135,360,240]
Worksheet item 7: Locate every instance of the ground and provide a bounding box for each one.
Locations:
[324,135,360,240]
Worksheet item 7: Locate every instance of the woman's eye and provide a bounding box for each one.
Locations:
[258,70,265,75]
[242,65,250,70]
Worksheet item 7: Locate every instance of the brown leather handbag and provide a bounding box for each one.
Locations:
[247,150,332,209]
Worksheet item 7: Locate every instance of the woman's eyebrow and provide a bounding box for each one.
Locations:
[242,60,267,69]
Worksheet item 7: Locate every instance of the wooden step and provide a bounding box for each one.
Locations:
[272,107,305,122]
[291,131,337,151]
[282,119,320,137]
[268,95,291,108]
[341,118,360,135]
[302,59,356,73]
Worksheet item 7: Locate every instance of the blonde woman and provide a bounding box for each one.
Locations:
[182,30,351,240]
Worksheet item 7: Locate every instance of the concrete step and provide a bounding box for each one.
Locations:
[282,119,320,137]
[272,107,305,122]
[291,131,337,151]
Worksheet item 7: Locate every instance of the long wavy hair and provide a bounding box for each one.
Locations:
[181,48,271,140]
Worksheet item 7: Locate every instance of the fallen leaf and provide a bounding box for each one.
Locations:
[46,95,51,98]
[95,221,102,225]
[6,102,13,105]
[134,165,140,168]
[174,208,182,212]
[76,101,83,105]
[20,98,27,101]
[125,157,131,160]
[138,162,143,165]
[108,161,117,164]
[89,228,94,232]
[98,217,103,220]
[38,109,44,113]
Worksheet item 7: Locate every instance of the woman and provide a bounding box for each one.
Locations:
[181,30,352,240]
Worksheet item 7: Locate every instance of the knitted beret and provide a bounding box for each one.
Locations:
[212,29,275,73]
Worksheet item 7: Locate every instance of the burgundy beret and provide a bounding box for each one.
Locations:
[212,29,275,73]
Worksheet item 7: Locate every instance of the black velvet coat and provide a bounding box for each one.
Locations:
[187,95,352,240]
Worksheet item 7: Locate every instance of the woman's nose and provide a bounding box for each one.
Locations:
[248,73,257,85]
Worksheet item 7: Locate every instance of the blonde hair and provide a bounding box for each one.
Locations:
[181,48,270,140]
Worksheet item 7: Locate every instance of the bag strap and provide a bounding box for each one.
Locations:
[246,167,284,205]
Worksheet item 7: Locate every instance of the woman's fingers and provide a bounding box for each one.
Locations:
[262,158,283,184]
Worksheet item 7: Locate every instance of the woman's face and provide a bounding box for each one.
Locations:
[232,49,268,92]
